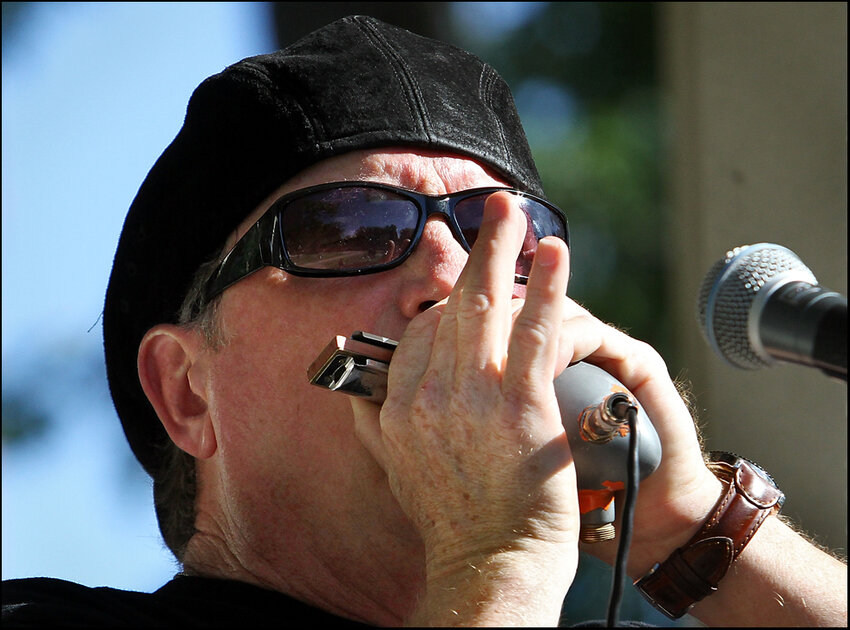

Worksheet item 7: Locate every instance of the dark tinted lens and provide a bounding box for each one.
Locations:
[280,187,420,270]
[454,193,567,277]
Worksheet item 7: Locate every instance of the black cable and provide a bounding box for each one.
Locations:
[606,404,640,627]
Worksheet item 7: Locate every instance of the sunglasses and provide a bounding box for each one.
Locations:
[202,181,569,302]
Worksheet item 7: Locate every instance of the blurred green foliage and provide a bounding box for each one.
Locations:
[2,393,50,445]
[452,2,669,356]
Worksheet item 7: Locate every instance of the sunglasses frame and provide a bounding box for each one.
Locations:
[202,181,569,302]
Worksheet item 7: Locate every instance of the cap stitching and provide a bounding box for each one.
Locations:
[480,65,511,173]
[355,16,432,143]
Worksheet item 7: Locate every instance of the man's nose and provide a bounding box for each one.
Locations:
[394,216,468,318]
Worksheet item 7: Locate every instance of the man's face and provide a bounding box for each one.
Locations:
[196,148,512,593]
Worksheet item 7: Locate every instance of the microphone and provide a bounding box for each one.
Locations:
[553,362,661,542]
[697,243,847,381]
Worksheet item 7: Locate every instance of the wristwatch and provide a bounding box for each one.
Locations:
[634,451,785,619]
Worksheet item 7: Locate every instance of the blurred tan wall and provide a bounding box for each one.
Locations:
[660,2,847,552]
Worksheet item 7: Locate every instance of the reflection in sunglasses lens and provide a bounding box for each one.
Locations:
[282,188,419,270]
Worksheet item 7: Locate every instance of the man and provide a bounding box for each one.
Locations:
[3,16,846,627]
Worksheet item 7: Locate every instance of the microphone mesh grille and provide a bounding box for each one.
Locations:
[696,244,812,368]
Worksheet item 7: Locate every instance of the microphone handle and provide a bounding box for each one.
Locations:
[760,282,847,380]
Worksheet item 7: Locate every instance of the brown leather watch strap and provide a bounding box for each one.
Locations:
[634,451,784,619]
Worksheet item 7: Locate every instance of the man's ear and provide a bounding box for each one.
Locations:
[137,324,217,460]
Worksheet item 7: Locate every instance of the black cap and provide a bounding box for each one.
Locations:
[104,15,543,477]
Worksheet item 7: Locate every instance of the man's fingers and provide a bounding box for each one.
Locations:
[504,236,571,400]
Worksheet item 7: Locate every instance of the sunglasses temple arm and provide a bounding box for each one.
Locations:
[203,215,277,303]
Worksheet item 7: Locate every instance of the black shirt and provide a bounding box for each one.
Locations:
[2,574,367,627]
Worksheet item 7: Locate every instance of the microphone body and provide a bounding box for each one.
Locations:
[554,362,662,542]
[697,243,847,380]
[759,281,846,377]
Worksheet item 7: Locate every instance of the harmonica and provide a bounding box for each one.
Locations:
[307,332,397,402]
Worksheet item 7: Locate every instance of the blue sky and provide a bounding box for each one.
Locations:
[2,2,277,591]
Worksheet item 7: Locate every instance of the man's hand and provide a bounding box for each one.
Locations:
[352,192,579,625]
[539,296,723,575]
